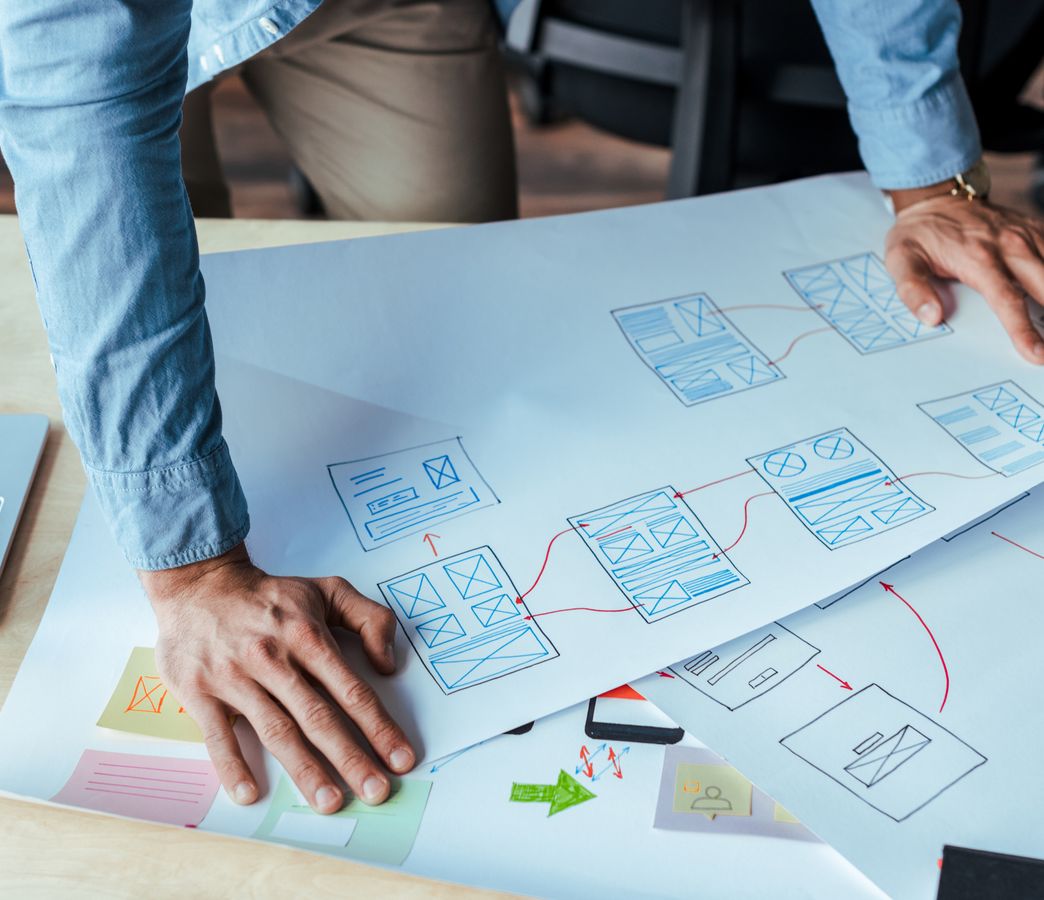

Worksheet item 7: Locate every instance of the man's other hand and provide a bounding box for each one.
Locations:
[884,194,1044,364]
[139,543,415,814]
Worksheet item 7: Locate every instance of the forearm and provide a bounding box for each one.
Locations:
[0,0,248,568]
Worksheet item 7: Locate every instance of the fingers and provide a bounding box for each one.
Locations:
[264,663,404,806]
[320,577,398,676]
[1000,225,1044,335]
[962,250,1044,365]
[190,696,258,805]
[296,634,416,777]
[230,678,345,815]
[885,240,945,326]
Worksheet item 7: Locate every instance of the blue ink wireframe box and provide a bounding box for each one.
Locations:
[612,294,782,406]
[784,252,951,354]
[748,427,933,549]
[378,546,558,694]
[569,487,748,623]
[328,438,498,551]
[918,381,1044,476]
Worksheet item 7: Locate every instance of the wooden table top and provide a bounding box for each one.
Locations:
[0,214,504,899]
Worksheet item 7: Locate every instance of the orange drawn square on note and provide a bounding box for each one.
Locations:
[125,675,168,714]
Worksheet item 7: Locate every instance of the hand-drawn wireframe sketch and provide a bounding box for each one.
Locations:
[611,294,783,406]
[814,558,909,609]
[328,437,498,551]
[779,684,986,822]
[378,546,558,694]
[669,623,819,710]
[568,487,749,623]
[918,382,1044,477]
[784,252,951,354]
[748,428,933,549]
[941,493,1030,542]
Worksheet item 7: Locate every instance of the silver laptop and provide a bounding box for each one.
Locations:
[1,414,48,577]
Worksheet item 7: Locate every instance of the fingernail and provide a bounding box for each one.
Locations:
[390,748,413,772]
[362,775,387,802]
[233,782,255,805]
[916,302,939,324]
[1034,342,1044,359]
[384,642,396,663]
[315,785,341,813]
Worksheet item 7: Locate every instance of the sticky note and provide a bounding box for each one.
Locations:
[774,803,801,824]
[51,749,220,827]
[253,775,432,865]
[270,811,358,847]
[97,647,203,743]
[672,763,753,819]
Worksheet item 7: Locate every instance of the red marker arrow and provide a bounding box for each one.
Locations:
[712,490,775,558]
[768,325,833,366]
[816,664,853,691]
[579,746,594,779]
[422,533,440,556]
[881,582,950,712]
[516,523,588,604]
[674,469,754,498]
[656,670,676,679]
[991,530,1044,561]
[883,471,997,487]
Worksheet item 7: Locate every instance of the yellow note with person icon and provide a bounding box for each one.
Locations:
[672,763,753,819]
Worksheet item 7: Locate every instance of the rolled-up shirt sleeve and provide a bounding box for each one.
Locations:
[0,0,249,569]
[810,0,983,190]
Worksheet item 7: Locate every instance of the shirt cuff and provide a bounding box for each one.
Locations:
[848,73,983,191]
[87,439,250,571]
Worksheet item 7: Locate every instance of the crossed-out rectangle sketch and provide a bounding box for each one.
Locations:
[749,427,933,549]
[612,294,782,406]
[919,382,1044,477]
[784,252,951,354]
[569,487,749,623]
[670,623,819,710]
[780,684,986,821]
[377,546,558,694]
[328,437,498,551]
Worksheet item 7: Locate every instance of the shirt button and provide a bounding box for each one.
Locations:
[258,16,280,35]
[212,43,225,65]
[199,54,210,72]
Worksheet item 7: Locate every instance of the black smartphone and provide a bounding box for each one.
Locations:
[584,689,684,745]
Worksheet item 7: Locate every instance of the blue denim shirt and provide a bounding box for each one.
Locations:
[0,0,981,569]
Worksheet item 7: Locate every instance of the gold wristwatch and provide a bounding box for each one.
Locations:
[885,158,991,214]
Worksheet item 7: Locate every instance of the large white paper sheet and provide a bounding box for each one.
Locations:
[187,173,1044,759]
[637,487,1044,899]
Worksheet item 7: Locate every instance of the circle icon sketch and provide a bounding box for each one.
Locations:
[763,451,807,478]
[813,435,855,460]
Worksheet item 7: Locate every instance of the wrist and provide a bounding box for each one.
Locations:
[139,541,252,605]
[885,158,991,215]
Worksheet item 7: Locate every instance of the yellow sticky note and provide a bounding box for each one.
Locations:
[672,763,753,819]
[97,647,203,743]
[773,803,801,824]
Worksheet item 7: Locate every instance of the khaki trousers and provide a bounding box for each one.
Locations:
[180,0,518,222]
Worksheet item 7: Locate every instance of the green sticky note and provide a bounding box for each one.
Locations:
[774,803,801,824]
[672,763,753,819]
[253,775,432,866]
[97,647,203,743]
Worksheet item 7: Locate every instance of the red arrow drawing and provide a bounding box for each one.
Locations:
[422,533,440,556]
[515,523,589,605]
[768,325,834,366]
[816,664,853,691]
[991,530,1044,561]
[579,746,594,779]
[608,747,623,779]
[881,581,950,713]
[714,303,821,315]
[674,468,754,498]
[712,490,775,558]
[656,670,676,679]
[524,604,642,621]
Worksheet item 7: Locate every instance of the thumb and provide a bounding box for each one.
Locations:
[318,576,398,675]
[885,239,945,327]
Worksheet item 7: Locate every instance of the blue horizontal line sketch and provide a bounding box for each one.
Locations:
[378,547,558,694]
[612,293,783,407]
[328,437,498,551]
[784,252,951,354]
[569,487,749,623]
[749,428,933,550]
[918,381,1044,476]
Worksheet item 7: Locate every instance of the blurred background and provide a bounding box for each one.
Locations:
[1,0,1041,220]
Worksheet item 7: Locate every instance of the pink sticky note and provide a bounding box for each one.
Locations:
[51,749,220,827]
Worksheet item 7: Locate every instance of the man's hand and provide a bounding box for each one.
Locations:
[139,543,415,814]
[884,193,1044,364]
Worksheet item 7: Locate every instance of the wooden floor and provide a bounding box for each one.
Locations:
[0,77,1039,220]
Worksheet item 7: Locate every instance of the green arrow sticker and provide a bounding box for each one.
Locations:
[509,769,596,816]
